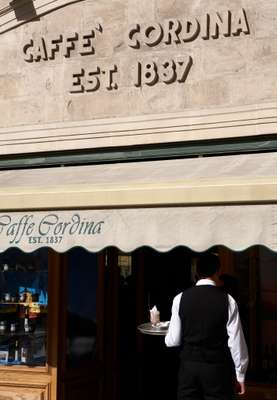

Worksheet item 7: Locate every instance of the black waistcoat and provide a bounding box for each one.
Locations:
[179,285,229,363]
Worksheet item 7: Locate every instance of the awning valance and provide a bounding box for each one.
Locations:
[0,152,277,253]
[0,205,276,253]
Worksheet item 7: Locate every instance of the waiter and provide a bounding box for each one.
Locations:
[165,253,249,400]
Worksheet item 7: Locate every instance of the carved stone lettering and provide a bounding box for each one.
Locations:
[21,7,250,103]
[135,56,193,87]
[143,23,163,47]
[79,31,96,56]
[232,8,250,36]
[69,69,85,93]
[200,14,210,40]
[23,40,34,62]
[33,38,48,62]
[126,23,140,49]
[160,60,177,84]
[127,9,250,49]
[182,19,200,42]
[62,33,79,58]
[176,56,193,82]
[69,64,119,94]
[23,27,103,63]
[163,19,182,45]
[85,66,101,92]
[104,65,119,91]
[47,35,63,60]
[209,11,231,39]
[137,61,159,86]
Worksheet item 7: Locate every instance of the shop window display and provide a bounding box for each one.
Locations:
[0,248,48,367]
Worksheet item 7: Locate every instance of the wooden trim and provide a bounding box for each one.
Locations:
[249,248,259,371]
[96,253,105,365]
[0,365,47,373]
[0,370,51,386]
[103,248,119,400]
[0,103,276,155]
[47,249,63,400]
[57,253,68,380]
[135,249,146,354]
[0,385,48,399]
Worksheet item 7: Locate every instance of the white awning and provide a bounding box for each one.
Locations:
[0,152,277,253]
[0,205,276,253]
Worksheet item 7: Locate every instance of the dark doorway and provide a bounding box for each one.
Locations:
[104,247,194,400]
[59,246,277,400]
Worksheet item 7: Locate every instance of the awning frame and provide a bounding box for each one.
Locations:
[0,176,277,212]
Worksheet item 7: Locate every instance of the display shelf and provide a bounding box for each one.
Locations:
[0,302,47,307]
[0,357,47,367]
[0,250,49,371]
[0,330,46,337]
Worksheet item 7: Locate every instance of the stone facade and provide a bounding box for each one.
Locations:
[0,0,276,154]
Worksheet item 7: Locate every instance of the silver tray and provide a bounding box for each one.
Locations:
[137,322,169,336]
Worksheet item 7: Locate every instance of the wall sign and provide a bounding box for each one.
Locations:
[22,8,250,95]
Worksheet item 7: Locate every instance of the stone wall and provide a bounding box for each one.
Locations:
[0,0,276,153]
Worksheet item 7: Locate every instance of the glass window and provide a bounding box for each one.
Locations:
[0,248,48,367]
[66,248,98,368]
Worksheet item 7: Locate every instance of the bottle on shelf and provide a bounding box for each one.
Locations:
[19,291,26,303]
[4,292,11,302]
[8,340,20,364]
[2,263,9,272]
[14,340,19,363]
[21,343,28,364]
[24,307,30,333]
[20,339,32,364]
[0,320,7,333]
[10,323,16,333]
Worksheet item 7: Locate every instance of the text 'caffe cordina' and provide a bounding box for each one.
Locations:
[0,1,277,400]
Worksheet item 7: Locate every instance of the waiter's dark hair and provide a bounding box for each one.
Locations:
[196,253,220,278]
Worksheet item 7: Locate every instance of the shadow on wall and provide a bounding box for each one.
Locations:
[9,0,38,21]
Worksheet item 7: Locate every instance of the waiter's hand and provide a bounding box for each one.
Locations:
[235,381,246,395]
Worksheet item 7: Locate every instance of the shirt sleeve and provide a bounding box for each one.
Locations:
[165,293,182,347]
[227,294,249,383]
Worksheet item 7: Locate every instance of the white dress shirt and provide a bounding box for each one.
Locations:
[165,278,249,383]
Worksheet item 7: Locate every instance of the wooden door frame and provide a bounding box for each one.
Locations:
[48,249,65,400]
[102,248,120,400]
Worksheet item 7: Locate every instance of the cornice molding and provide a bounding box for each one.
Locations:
[0,102,277,155]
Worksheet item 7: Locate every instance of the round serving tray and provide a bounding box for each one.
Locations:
[137,322,169,336]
